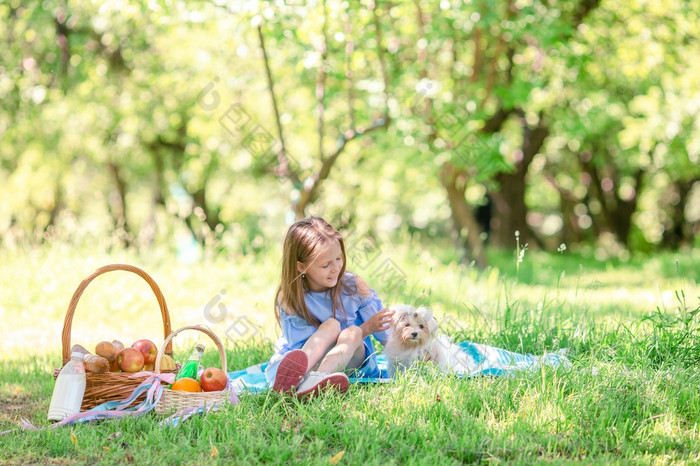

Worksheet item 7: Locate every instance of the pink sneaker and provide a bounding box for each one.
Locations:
[272,350,308,394]
[296,371,349,398]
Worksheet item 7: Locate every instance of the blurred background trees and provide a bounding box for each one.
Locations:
[1,0,698,263]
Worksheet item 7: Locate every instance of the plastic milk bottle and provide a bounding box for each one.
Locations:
[48,352,86,422]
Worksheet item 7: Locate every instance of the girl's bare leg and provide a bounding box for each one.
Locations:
[300,318,341,371]
[317,326,365,373]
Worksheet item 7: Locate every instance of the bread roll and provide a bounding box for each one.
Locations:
[84,354,110,373]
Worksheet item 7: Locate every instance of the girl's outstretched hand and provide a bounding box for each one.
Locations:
[360,309,395,337]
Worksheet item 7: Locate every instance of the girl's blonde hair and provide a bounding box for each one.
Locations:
[275,217,352,327]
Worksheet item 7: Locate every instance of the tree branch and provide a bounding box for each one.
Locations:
[412,0,429,81]
[572,0,601,28]
[480,107,514,134]
[345,13,356,129]
[256,25,300,187]
[317,0,329,160]
[471,26,483,84]
[294,1,392,217]
[297,111,390,216]
[372,0,391,111]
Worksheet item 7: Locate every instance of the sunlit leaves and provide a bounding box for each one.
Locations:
[1,0,698,249]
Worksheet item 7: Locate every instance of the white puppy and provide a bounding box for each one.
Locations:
[383,304,476,377]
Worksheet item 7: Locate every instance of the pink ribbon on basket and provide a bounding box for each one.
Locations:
[127,371,176,407]
[130,371,176,384]
[227,380,239,405]
[17,371,175,431]
[13,372,238,432]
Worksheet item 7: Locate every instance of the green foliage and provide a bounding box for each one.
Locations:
[0,0,698,252]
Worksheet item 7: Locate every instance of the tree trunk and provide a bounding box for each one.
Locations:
[439,162,488,269]
[107,161,131,247]
[192,186,221,232]
[661,178,698,249]
[491,118,548,248]
[138,150,168,247]
[46,184,64,232]
[580,152,643,248]
[559,191,583,246]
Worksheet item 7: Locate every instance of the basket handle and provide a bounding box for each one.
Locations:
[61,264,173,365]
[154,325,227,374]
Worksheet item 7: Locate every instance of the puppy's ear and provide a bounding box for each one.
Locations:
[417,307,438,337]
[428,316,439,337]
[416,306,433,321]
[392,310,406,326]
[389,305,410,327]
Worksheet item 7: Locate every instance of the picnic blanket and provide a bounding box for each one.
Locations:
[228,341,571,394]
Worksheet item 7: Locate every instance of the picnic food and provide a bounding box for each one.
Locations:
[69,338,170,373]
[84,354,110,373]
[95,341,119,362]
[116,347,145,372]
[48,352,86,421]
[174,344,204,381]
[160,354,176,371]
[54,264,176,411]
[132,339,158,365]
[171,377,201,392]
[154,325,232,415]
[200,367,228,392]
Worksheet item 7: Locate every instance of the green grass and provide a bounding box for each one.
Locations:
[1,243,699,464]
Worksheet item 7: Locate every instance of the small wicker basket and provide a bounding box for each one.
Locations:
[154,325,233,415]
[52,264,175,410]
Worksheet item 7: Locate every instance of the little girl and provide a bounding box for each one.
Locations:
[264,217,394,398]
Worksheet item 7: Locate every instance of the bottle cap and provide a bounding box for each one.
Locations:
[194,343,205,351]
[70,351,86,360]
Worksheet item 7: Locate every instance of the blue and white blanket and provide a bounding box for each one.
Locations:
[228,341,570,394]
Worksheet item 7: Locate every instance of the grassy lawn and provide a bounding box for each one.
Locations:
[1,243,699,464]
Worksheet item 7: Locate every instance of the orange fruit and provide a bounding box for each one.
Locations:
[171,377,201,392]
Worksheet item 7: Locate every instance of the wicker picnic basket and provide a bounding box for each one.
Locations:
[52,264,175,410]
[154,325,232,415]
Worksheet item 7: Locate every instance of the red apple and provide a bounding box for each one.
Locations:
[116,347,144,372]
[131,339,158,365]
[199,367,228,392]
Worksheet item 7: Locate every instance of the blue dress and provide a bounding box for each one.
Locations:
[264,274,389,384]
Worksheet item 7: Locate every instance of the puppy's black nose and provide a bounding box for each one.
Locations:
[411,332,418,338]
